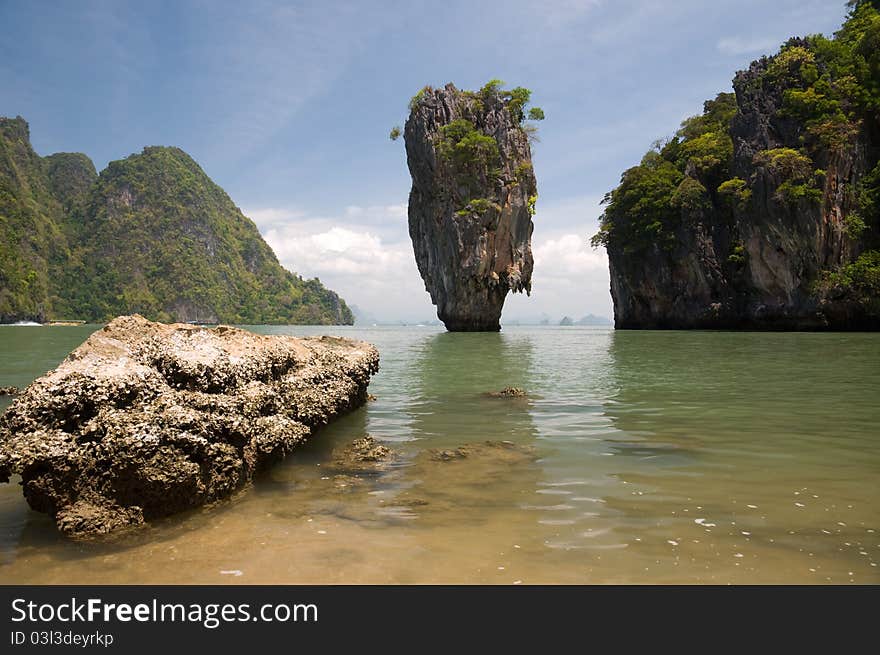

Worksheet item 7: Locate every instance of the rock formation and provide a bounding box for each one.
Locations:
[404,82,539,331]
[0,315,379,538]
[594,4,880,330]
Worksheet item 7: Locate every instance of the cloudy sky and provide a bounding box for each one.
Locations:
[1,0,849,321]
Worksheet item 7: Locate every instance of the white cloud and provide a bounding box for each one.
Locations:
[246,195,615,322]
[534,233,607,278]
[717,35,781,56]
[246,204,434,320]
[266,226,408,277]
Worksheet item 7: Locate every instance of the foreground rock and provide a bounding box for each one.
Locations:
[0,315,379,538]
[405,82,539,331]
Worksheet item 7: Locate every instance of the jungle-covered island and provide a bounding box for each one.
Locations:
[592,0,880,330]
[0,118,352,325]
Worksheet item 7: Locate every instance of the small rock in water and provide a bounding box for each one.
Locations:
[486,386,527,398]
[330,436,396,474]
[0,386,18,396]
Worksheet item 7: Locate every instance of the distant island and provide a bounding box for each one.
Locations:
[592,1,879,330]
[350,305,612,327]
[0,117,352,325]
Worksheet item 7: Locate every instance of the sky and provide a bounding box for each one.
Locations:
[0,0,851,321]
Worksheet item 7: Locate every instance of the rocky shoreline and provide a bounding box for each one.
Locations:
[0,315,379,538]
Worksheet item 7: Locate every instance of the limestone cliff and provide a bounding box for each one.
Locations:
[404,82,540,331]
[594,3,880,330]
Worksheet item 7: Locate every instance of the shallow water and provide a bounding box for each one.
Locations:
[0,324,877,584]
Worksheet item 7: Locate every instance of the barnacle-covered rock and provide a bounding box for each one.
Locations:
[0,315,379,538]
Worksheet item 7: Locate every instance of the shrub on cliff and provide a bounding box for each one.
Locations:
[594,1,879,263]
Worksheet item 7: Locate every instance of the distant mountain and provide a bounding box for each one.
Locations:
[0,117,352,324]
[575,314,612,326]
[502,313,612,326]
[349,304,378,326]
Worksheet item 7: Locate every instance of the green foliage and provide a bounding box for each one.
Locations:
[455,198,499,217]
[527,107,545,121]
[44,152,97,210]
[677,93,738,141]
[409,86,432,111]
[514,162,533,183]
[480,79,505,99]
[761,4,880,155]
[765,46,819,87]
[593,155,684,251]
[389,126,401,141]
[754,148,824,204]
[672,177,709,211]
[818,249,880,314]
[717,177,753,208]
[437,118,501,192]
[855,161,880,235]
[844,212,868,236]
[678,131,733,175]
[0,116,69,322]
[592,95,734,252]
[0,122,353,325]
[506,87,531,121]
[527,194,538,216]
[727,242,747,265]
[753,147,814,177]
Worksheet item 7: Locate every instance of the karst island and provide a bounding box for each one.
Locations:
[399,81,544,331]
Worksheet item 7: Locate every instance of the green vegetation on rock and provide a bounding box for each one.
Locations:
[593,1,879,257]
[591,92,736,251]
[816,249,880,315]
[592,1,880,329]
[0,117,68,322]
[406,80,544,217]
[0,118,353,325]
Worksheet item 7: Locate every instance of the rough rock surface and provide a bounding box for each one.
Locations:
[485,386,526,398]
[329,435,395,474]
[405,83,536,331]
[602,35,879,330]
[427,440,535,463]
[0,315,379,537]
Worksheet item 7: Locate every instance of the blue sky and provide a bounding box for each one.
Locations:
[1,0,850,321]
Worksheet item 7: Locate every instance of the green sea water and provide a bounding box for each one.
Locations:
[0,324,877,584]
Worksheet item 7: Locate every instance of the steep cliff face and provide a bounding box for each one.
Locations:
[0,118,353,325]
[405,82,539,331]
[61,146,352,325]
[0,117,70,322]
[595,3,880,329]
